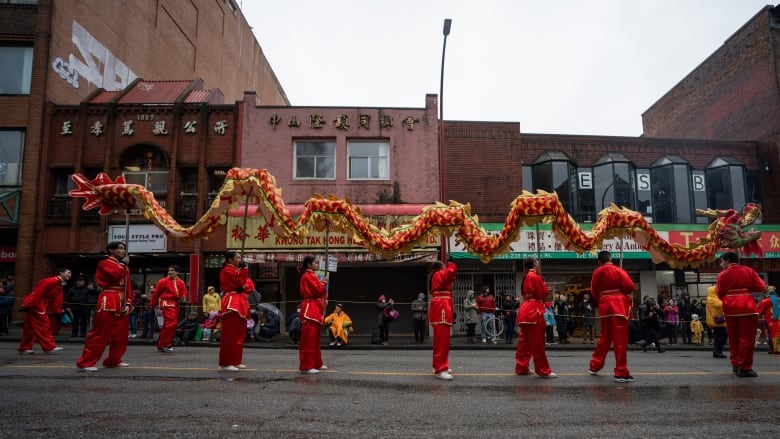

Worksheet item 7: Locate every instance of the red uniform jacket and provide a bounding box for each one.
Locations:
[517,270,548,324]
[716,263,764,316]
[151,276,188,308]
[220,263,249,319]
[299,270,327,325]
[21,276,64,316]
[429,262,457,326]
[590,262,634,319]
[95,256,134,313]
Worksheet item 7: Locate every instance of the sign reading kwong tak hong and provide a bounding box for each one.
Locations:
[226,215,440,251]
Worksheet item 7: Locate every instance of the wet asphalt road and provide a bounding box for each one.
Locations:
[0,341,778,438]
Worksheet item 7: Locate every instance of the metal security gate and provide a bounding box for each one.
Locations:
[452,272,515,333]
[452,274,474,333]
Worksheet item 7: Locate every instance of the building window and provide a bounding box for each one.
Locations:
[592,153,635,213]
[47,168,75,219]
[0,130,24,186]
[0,1,39,4]
[348,141,388,180]
[0,46,33,94]
[531,151,576,215]
[650,155,693,223]
[705,156,746,211]
[177,168,199,219]
[207,168,230,205]
[294,141,335,179]
[120,146,169,196]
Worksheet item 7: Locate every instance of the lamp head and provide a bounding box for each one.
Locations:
[443,19,452,36]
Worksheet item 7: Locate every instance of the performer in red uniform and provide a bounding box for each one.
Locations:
[429,259,457,380]
[77,241,135,371]
[18,268,71,354]
[757,287,779,354]
[588,251,635,382]
[716,251,765,376]
[218,250,249,372]
[298,255,328,373]
[151,265,188,353]
[515,257,556,378]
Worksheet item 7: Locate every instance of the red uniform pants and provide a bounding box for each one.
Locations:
[76,312,129,367]
[298,320,324,371]
[432,324,451,373]
[725,314,758,371]
[589,315,630,377]
[19,311,57,352]
[157,306,179,349]
[515,320,552,376]
[218,311,246,367]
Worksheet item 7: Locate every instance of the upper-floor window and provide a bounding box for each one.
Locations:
[0,46,33,94]
[0,130,24,186]
[650,155,693,223]
[348,141,388,180]
[120,146,169,196]
[294,141,335,179]
[47,168,75,219]
[531,151,576,215]
[705,156,746,211]
[592,153,635,212]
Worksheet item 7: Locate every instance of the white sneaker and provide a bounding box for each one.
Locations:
[236,364,247,369]
[106,362,130,368]
[540,372,558,379]
[319,365,328,370]
[44,347,64,353]
[129,334,137,338]
[304,368,319,374]
[219,365,239,372]
[79,366,98,372]
[19,350,34,355]
[436,371,453,380]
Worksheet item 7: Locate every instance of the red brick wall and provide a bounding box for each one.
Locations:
[442,121,522,223]
[443,127,762,222]
[642,7,780,142]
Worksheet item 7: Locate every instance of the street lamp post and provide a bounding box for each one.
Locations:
[439,18,451,260]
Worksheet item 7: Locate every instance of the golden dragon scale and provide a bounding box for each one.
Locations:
[69,168,760,268]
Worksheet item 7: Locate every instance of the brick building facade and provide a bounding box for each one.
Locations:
[642,4,780,222]
[0,0,287,301]
[42,79,237,303]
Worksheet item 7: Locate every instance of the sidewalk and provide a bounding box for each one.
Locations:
[0,321,749,352]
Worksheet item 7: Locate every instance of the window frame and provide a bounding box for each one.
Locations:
[347,140,389,180]
[0,130,25,186]
[293,140,336,180]
[0,45,33,95]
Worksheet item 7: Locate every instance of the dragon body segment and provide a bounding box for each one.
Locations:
[69,168,761,268]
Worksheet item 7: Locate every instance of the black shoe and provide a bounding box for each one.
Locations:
[657,349,665,353]
[736,369,758,378]
[642,344,648,352]
[713,353,726,358]
[732,366,738,374]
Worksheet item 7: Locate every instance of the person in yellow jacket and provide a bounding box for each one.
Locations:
[202,286,221,315]
[690,314,704,345]
[324,303,353,347]
[706,286,727,358]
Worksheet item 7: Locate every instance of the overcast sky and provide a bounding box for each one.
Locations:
[240,0,773,137]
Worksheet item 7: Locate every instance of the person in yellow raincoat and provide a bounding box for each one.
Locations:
[324,303,353,347]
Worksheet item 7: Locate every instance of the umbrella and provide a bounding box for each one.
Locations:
[257,302,281,317]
